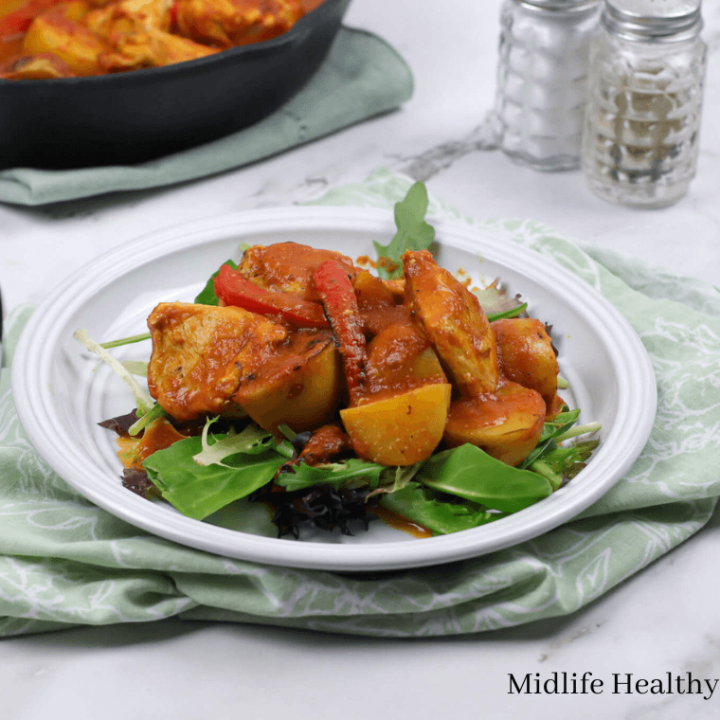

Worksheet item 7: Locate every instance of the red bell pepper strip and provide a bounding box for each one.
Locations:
[314,260,367,406]
[213,263,329,328]
[0,0,66,39]
[169,1,178,27]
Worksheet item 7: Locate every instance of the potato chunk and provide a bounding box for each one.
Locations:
[147,302,286,421]
[23,7,109,75]
[340,383,452,466]
[493,318,559,411]
[444,380,546,467]
[233,330,341,435]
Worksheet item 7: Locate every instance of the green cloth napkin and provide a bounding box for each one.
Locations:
[0,28,413,207]
[2,168,720,638]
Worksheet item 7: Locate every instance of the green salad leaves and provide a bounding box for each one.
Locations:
[373,181,435,279]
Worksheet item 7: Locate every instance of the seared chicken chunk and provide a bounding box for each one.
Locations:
[174,0,303,49]
[147,302,286,421]
[237,242,356,301]
[85,0,218,70]
[403,249,499,397]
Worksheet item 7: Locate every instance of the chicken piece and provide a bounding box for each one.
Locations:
[174,0,303,49]
[237,242,356,302]
[403,249,499,397]
[23,5,110,75]
[233,329,341,435]
[83,0,217,70]
[147,302,286,421]
[98,23,217,69]
[85,0,173,36]
[0,51,74,77]
[493,318,559,412]
[444,379,546,467]
[84,0,217,71]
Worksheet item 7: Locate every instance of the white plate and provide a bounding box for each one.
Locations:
[12,207,656,571]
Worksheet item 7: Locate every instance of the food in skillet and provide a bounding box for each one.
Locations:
[0,0,304,79]
[76,183,600,538]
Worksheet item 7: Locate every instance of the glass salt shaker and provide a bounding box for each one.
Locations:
[494,0,601,171]
[580,0,707,208]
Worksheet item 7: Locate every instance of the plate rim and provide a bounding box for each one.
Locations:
[12,206,658,571]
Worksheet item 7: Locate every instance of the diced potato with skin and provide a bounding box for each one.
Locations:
[353,269,396,310]
[340,383,452,466]
[147,302,287,422]
[233,330,341,436]
[493,318,559,411]
[23,6,110,75]
[444,380,546,467]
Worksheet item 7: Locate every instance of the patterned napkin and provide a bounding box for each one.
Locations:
[2,169,719,638]
[0,28,413,207]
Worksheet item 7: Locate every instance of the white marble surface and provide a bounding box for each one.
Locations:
[1,0,720,717]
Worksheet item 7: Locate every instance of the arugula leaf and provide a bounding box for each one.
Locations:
[486,302,529,322]
[517,408,581,469]
[143,436,281,520]
[100,332,152,349]
[275,457,386,493]
[531,440,600,489]
[373,182,435,279]
[194,259,238,305]
[473,282,527,321]
[379,482,504,535]
[417,444,553,513]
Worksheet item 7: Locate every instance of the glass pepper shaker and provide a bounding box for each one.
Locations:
[580,0,707,208]
[494,0,601,171]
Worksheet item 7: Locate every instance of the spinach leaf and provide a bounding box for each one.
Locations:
[379,482,503,535]
[194,259,238,305]
[417,444,553,513]
[373,182,435,280]
[143,435,281,520]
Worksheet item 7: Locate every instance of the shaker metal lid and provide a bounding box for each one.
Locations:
[515,0,599,11]
[603,0,702,40]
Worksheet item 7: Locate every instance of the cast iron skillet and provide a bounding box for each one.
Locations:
[0,0,351,170]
